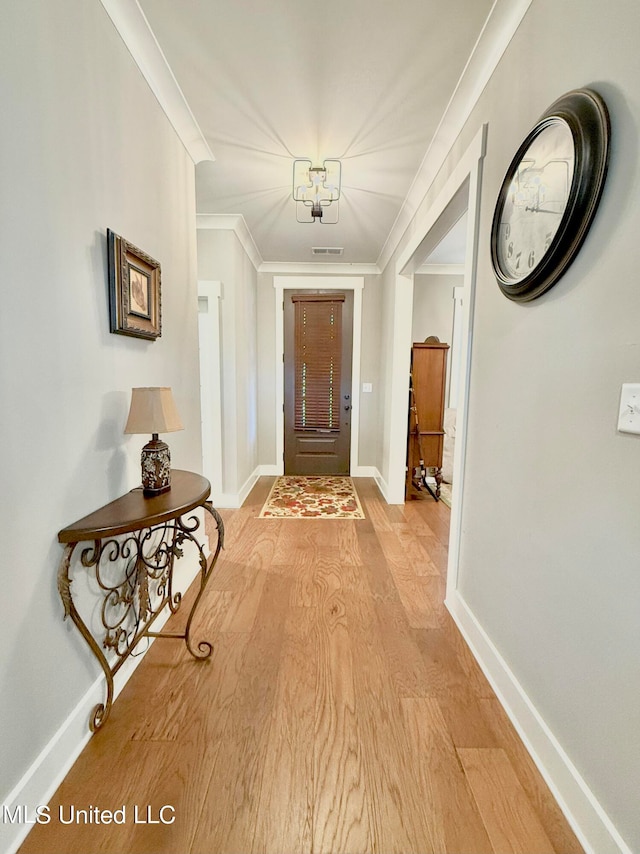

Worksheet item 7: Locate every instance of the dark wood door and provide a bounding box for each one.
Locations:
[284,291,353,474]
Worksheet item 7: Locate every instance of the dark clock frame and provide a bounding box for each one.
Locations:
[491,88,610,303]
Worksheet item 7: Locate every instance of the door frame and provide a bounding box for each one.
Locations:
[449,286,465,409]
[388,124,487,597]
[197,280,223,504]
[274,276,364,476]
[284,290,353,475]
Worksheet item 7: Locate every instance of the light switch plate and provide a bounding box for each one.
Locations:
[617,384,640,434]
[362,382,373,393]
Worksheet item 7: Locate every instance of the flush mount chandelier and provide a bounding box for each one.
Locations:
[293,159,341,223]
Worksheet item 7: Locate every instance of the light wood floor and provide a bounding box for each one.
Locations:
[21,478,583,854]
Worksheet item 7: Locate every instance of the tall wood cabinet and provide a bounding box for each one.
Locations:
[406,342,449,499]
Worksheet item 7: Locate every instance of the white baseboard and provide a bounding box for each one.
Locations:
[212,466,262,508]
[1,547,205,854]
[373,471,393,503]
[351,465,379,478]
[237,468,260,505]
[445,590,631,854]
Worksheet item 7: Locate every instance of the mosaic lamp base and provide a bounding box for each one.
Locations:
[141,434,172,495]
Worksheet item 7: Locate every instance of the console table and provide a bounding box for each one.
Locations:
[57,470,224,732]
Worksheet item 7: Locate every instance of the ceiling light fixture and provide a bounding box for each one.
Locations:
[293,159,341,223]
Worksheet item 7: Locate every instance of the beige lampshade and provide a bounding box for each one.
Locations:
[124,387,184,435]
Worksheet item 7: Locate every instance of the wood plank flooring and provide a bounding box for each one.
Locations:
[20,478,583,854]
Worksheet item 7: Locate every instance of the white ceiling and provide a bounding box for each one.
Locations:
[138,0,495,265]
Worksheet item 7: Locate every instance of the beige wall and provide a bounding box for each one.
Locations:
[3,0,639,850]
[254,272,382,470]
[412,273,463,408]
[378,0,640,848]
[256,272,278,466]
[359,274,383,467]
[197,229,259,497]
[460,3,640,844]
[411,273,460,346]
[0,0,201,845]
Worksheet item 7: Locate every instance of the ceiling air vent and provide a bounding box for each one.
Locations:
[311,247,344,256]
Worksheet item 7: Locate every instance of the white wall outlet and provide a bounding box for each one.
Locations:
[617,384,640,434]
[362,382,373,393]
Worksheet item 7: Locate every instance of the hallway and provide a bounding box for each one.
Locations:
[21,478,582,854]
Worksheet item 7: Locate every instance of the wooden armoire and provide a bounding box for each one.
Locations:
[406,341,449,499]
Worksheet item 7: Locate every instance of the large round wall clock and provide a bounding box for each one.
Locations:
[491,88,610,302]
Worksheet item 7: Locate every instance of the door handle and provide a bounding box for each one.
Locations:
[344,405,351,411]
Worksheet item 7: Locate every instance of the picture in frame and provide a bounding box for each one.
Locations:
[107,229,161,339]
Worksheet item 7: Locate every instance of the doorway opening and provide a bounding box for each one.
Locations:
[389,125,487,597]
[411,211,468,506]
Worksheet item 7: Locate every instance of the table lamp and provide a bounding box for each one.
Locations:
[124,387,184,495]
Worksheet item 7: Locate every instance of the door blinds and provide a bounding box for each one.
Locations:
[292,294,345,431]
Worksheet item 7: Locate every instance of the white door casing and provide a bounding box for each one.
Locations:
[197,280,223,503]
[389,124,487,600]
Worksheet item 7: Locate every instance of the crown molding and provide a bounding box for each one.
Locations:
[196,214,264,271]
[259,261,380,276]
[196,216,380,275]
[99,0,214,164]
[376,0,533,273]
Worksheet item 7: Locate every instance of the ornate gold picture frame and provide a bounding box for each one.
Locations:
[107,229,161,339]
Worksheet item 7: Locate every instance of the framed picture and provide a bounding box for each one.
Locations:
[107,229,161,339]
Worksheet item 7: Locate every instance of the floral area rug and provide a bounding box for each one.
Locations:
[259,476,365,519]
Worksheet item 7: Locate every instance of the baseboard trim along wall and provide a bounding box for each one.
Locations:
[350,465,379,478]
[1,534,208,854]
[373,470,393,504]
[445,590,632,854]
[211,466,263,508]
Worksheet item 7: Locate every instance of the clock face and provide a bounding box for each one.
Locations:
[495,119,575,282]
[490,89,610,303]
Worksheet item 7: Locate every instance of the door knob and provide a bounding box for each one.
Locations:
[344,394,350,400]
[344,405,351,411]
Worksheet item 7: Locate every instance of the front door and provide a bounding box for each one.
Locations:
[284,291,353,474]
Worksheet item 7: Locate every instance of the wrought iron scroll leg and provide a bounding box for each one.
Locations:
[204,500,225,556]
[179,501,225,660]
[167,526,182,615]
[57,542,114,731]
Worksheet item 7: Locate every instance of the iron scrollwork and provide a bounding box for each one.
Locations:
[58,501,224,732]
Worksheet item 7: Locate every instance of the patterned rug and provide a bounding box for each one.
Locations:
[259,476,365,519]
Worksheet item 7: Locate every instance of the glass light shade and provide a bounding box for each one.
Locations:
[293,159,341,202]
[293,159,341,223]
